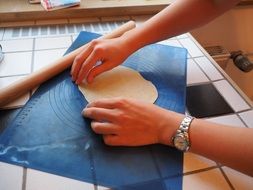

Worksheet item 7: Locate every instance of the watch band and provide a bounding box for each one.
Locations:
[172,115,194,152]
[179,115,194,133]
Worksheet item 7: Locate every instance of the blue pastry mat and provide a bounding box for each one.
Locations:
[0,31,187,190]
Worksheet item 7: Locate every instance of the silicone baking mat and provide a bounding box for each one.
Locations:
[0,31,187,190]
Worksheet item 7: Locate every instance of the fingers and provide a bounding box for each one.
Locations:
[71,43,94,81]
[103,135,121,146]
[91,121,119,135]
[86,62,114,84]
[75,50,101,85]
[71,38,124,84]
[85,98,120,109]
[83,107,116,122]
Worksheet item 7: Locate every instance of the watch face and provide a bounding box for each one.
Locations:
[174,135,189,151]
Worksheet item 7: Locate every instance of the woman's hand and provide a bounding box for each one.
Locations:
[71,37,132,85]
[82,98,183,146]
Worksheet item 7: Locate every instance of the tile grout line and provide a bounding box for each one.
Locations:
[177,37,193,60]
[29,38,36,98]
[218,166,235,190]
[33,47,69,52]
[2,28,6,41]
[182,165,219,176]
[186,78,245,118]
[236,112,251,128]
[188,58,213,84]
[201,112,233,119]
[193,57,219,82]
[1,21,252,189]
[212,80,241,113]
[22,168,27,190]
[0,73,28,78]
[186,80,212,87]
[2,50,34,54]
[213,80,252,110]
[31,38,36,74]
[190,34,253,108]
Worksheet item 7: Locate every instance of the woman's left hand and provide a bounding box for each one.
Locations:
[82,98,183,146]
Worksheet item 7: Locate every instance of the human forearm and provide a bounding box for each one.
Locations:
[188,119,253,176]
[71,0,240,84]
[83,98,253,176]
[159,112,253,176]
[121,0,240,54]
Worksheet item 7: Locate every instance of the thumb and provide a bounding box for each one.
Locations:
[86,62,117,83]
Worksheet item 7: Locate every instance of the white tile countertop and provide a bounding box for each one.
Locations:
[0,16,253,190]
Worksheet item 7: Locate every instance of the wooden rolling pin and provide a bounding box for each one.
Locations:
[0,21,136,107]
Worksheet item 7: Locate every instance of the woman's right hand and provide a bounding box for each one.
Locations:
[71,36,132,85]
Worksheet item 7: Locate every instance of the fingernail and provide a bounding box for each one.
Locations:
[81,109,85,115]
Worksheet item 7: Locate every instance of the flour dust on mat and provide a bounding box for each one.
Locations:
[78,66,158,103]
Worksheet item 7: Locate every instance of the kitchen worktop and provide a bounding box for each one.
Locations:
[0,0,171,23]
[0,16,253,190]
[1,0,253,23]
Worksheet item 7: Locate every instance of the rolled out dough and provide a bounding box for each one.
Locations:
[78,66,158,103]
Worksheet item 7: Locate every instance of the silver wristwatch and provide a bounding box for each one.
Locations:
[172,115,194,152]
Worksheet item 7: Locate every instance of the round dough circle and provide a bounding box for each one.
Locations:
[78,66,158,103]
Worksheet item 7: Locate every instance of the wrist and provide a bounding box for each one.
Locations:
[157,110,184,146]
[120,28,146,55]
[172,115,195,152]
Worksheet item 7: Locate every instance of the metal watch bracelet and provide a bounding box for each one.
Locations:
[172,115,194,152]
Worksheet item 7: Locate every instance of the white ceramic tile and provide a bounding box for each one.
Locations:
[206,114,246,128]
[177,33,188,39]
[214,80,250,112]
[33,49,66,71]
[169,36,177,40]
[0,29,4,40]
[74,24,85,33]
[222,167,253,190]
[1,39,33,52]
[184,152,216,173]
[26,169,95,190]
[194,57,223,81]
[157,39,182,47]
[2,28,13,40]
[158,39,190,58]
[179,38,204,58]
[72,34,79,42]
[0,52,32,77]
[91,23,103,33]
[0,76,30,108]
[187,59,209,85]
[82,23,93,33]
[35,36,72,50]
[239,110,253,128]
[0,162,23,190]
[97,186,111,190]
[183,169,231,190]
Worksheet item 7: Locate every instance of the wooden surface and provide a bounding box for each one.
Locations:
[0,0,172,22]
[1,0,252,23]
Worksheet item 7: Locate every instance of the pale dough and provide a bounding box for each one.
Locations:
[78,66,158,103]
